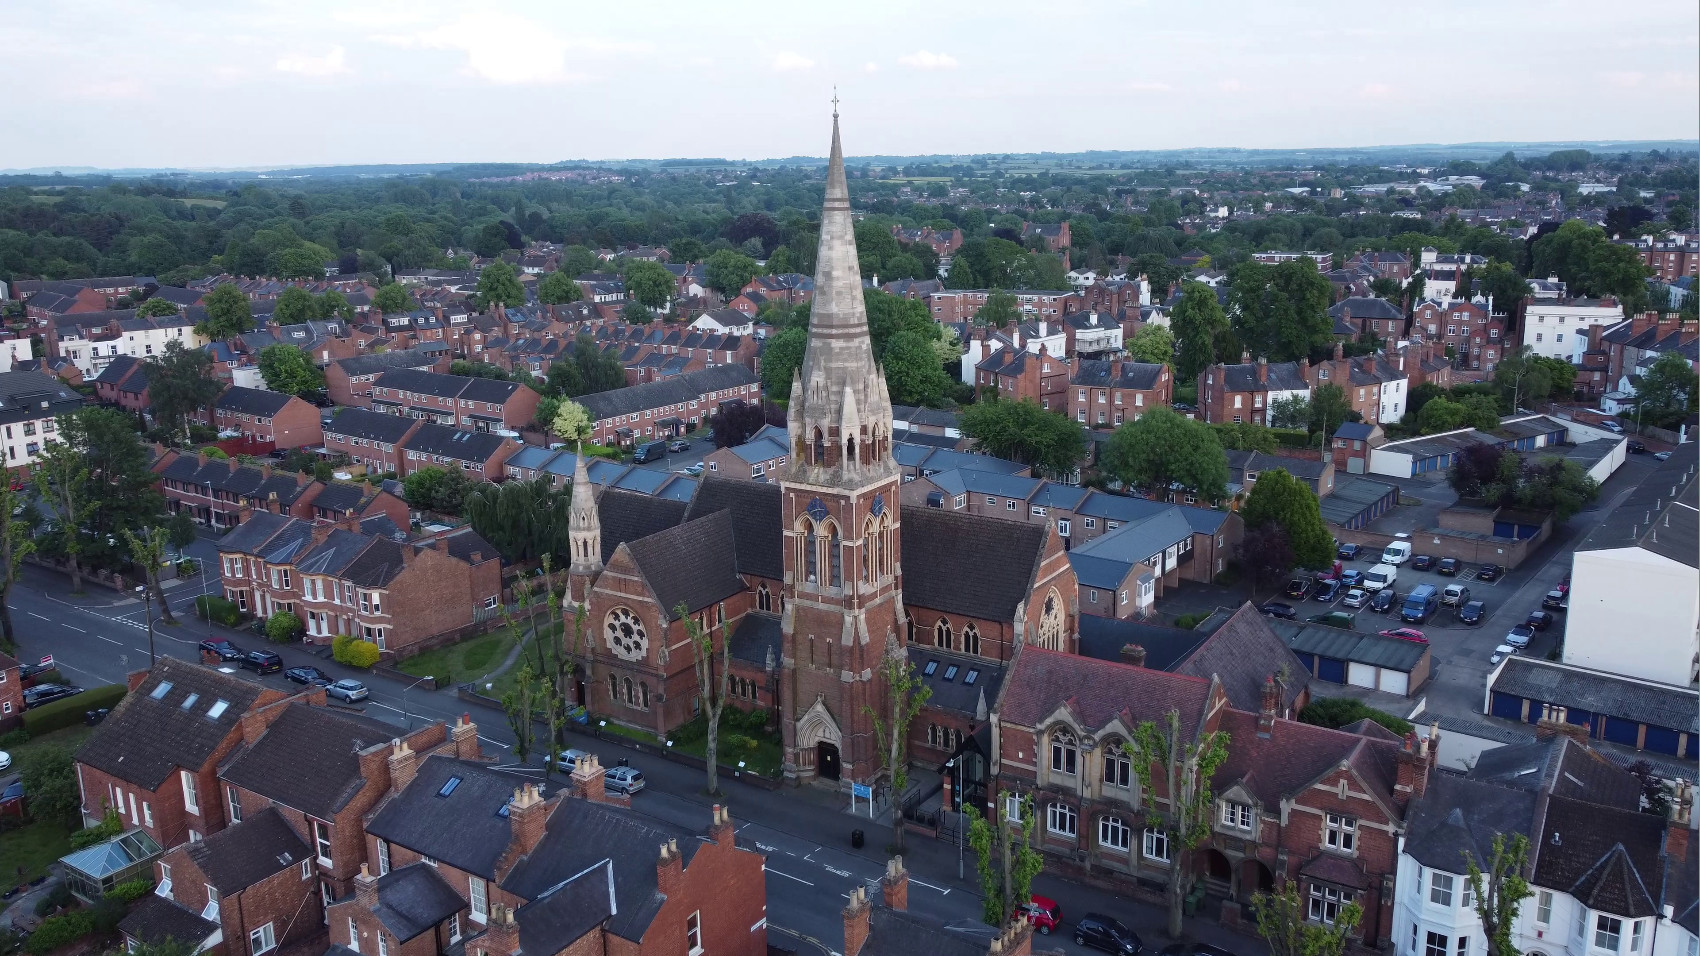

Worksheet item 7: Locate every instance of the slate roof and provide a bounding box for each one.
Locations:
[1069,359,1166,390]
[76,658,264,789]
[861,906,991,956]
[1490,657,1700,734]
[1270,619,1430,673]
[326,406,419,444]
[1401,773,1539,873]
[575,364,757,421]
[901,506,1048,621]
[621,510,744,620]
[367,756,518,879]
[1573,440,1698,569]
[1328,296,1404,321]
[215,386,293,417]
[908,647,1002,719]
[1216,360,1309,393]
[1535,795,1667,918]
[221,703,396,819]
[214,510,294,555]
[1211,709,1398,813]
[1076,616,1207,670]
[93,355,144,386]
[728,613,782,667]
[184,807,310,893]
[1465,735,1642,809]
[999,646,1215,732]
[0,370,85,425]
[119,894,220,947]
[515,860,616,955]
[370,864,468,942]
[684,478,783,579]
[595,488,688,564]
[1176,603,1310,712]
[1071,507,1194,565]
[333,348,442,377]
[401,422,511,462]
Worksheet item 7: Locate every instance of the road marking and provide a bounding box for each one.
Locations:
[477,735,512,750]
[764,866,813,886]
[27,612,48,621]
[910,878,950,895]
[62,625,85,633]
[97,636,123,645]
[754,842,779,855]
[822,865,851,878]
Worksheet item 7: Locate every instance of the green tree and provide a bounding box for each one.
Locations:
[678,601,732,796]
[552,399,592,442]
[1531,220,1650,313]
[881,329,952,407]
[1516,459,1600,522]
[624,259,676,311]
[1237,523,1296,590]
[35,431,90,593]
[1466,834,1534,956]
[1253,882,1363,956]
[500,660,542,765]
[1127,324,1175,364]
[1369,276,1403,302]
[476,262,525,309]
[537,270,583,305]
[1132,253,1184,298]
[1419,397,1473,434]
[18,744,80,829]
[270,246,327,279]
[136,297,179,318]
[373,283,414,315]
[272,285,316,326]
[1299,697,1414,735]
[704,249,760,297]
[1634,351,1699,424]
[759,326,808,397]
[1477,260,1532,313]
[560,246,601,279]
[1269,394,1310,430]
[1494,346,1555,408]
[974,288,1019,328]
[1169,281,1229,380]
[964,794,1044,926]
[315,289,352,321]
[123,526,176,626]
[1126,709,1231,938]
[864,651,931,855]
[257,344,325,396]
[1211,421,1279,452]
[1308,383,1360,439]
[1229,260,1334,361]
[402,466,473,516]
[1101,406,1229,502]
[197,284,252,340]
[0,480,36,647]
[1241,468,1334,569]
[959,399,1087,478]
[144,340,223,442]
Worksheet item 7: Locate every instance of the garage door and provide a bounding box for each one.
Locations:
[1378,670,1409,695]
[1347,662,1376,688]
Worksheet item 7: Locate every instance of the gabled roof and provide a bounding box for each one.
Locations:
[120,894,219,947]
[184,807,310,893]
[684,478,783,579]
[908,646,1004,718]
[1465,734,1641,809]
[861,905,991,956]
[999,646,1214,733]
[1400,773,1540,874]
[1490,657,1699,734]
[369,864,468,942]
[1573,440,1698,569]
[1328,296,1404,321]
[1216,360,1309,393]
[595,488,688,564]
[1535,796,1667,918]
[902,506,1048,621]
[326,407,419,444]
[76,658,265,789]
[215,386,293,417]
[367,756,518,879]
[575,365,757,421]
[221,703,396,819]
[621,510,744,620]
[1210,709,1399,813]
[1176,603,1310,712]
[401,422,511,462]
[1069,359,1165,390]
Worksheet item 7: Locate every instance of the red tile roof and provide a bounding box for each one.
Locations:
[1211,710,1401,812]
[999,647,1214,732]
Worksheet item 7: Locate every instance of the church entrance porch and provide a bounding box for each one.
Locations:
[816,741,842,780]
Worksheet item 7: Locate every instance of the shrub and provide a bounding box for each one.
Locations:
[332,634,354,660]
[69,810,123,850]
[1174,613,1208,630]
[202,446,228,460]
[194,595,243,627]
[265,611,304,644]
[26,910,95,954]
[333,637,381,668]
[34,885,74,917]
[1272,428,1311,448]
[22,684,126,736]
[1299,697,1414,736]
[26,669,62,687]
[104,878,155,904]
[0,728,28,747]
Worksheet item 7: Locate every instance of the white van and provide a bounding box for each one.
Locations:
[1363,564,1398,592]
[1381,539,1412,565]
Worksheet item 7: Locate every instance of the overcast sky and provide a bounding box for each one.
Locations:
[5,0,1696,170]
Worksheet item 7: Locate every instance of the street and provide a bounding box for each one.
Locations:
[10,532,1264,956]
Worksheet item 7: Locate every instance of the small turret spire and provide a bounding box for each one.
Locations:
[568,441,601,578]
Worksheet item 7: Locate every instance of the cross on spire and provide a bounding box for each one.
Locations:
[832,87,839,117]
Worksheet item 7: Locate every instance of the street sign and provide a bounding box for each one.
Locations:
[850,782,872,799]
[39,654,53,668]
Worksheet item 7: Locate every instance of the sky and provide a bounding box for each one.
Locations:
[3,0,1697,170]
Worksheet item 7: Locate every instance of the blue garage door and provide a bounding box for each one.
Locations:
[1642,725,1681,756]
[1601,716,1640,747]
[1318,658,1347,684]
[1489,692,1528,722]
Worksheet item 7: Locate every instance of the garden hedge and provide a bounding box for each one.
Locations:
[22,684,127,736]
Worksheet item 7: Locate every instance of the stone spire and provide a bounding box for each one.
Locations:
[568,442,601,580]
[786,104,896,484]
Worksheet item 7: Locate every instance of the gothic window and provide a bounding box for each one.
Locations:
[1050,729,1078,775]
[826,522,842,587]
[812,427,825,465]
[934,619,953,650]
[906,617,917,643]
[802,520,819,583]
[604,608,649,661]
[846,435,857,464]
[961,623,981,656]
[607,674,618,701]
[862,515,875,583]
[640,682,650,709]
[1037,589,1065,650]
[622,677,635,705]
[757,583,772,612]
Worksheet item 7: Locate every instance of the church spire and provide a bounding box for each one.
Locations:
[568,442,601,583]
[786,102,895,481]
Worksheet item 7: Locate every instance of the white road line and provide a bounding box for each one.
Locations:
[910,878,949,895]
[97,636,123,645]
[476,735,512,750]
[27,612,48,621]
[62,625,85,633]
[366,701,405,715]
[764,866,813,886]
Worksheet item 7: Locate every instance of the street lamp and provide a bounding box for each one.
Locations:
[136,585,156,667]
[400,674,434,731]
[946,758,962,880]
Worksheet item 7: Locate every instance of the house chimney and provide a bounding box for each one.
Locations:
[354,863,379,911]
[507,784,550,859]
[882,855,910,912]
[1256,356,1268,384]
[1334,341,1345,361]
[1258,675,1280,736]
[450,713,482,760]
[656,838,684,897]
[479,904,521,956]
[843,886,872,956]
[1240,350,1251,365]
[570,752,607,804]
[710,804,736,849]
[1363,355,1376,374]
[387,739,419,795]
[1120,644,1147,668]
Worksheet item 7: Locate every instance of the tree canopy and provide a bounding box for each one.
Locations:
[1228,259,1334,361]
[1100,406,1229,502]
[1168,281,1228,380]
[1240,467,1333,568]
[959,399,1087,478]
[475,262,525,309]
[197,283,252,340]
[257,343,325,396]
[144,340,223,439]
[373,283,414,314]
[537,270,582,304]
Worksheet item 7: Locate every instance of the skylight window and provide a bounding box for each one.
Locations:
[437,777,462,798]
[922,661,938,677]
[180,693,200,710]
[942,665,959,682]
[963,669,979,686]
[150,682,173,700]
[206,700,230,720]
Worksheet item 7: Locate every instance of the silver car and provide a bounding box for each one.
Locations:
[556,748,592,773]
[327,679,369,702]
[604,765,645,795]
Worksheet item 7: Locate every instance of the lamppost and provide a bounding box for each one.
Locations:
[135,585,156,666]
[946,758,962,880]
[401,674,434,731]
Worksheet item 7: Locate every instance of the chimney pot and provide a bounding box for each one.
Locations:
[1120,644,1147,667]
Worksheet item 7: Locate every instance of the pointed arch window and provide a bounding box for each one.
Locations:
[812,427,826,465]
[935,619,953,650]
[962,622,981,656]
[757,583,772,612]
[846,434,857,465]
[1037,589,1066,651]
[906,617,917,643]
[802,519,819,583]
[1050,728,1079,775]
[622,677,635,705]
[826,522,842,587]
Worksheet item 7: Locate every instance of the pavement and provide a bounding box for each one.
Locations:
[10,532,1269,956]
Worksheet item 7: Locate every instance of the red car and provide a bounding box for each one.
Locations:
[1380,627,1429,643]
[1021,895,1063,934]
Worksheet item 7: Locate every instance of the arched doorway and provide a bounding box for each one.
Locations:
[1203,849,1233,884]
[1240,860,1275,901]
[816,742,841,780]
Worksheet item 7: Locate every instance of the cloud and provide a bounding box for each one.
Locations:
[1216,78,1244,92]
[864,61,879,73]
[276,46,349,77]
[65,77,148,101]
[1358,82,1392,99]
[1126,80,1171,92]
[897,50,958,70]
[771,51,814,72]
[1602,71,1645,87]
[376,13,642,84]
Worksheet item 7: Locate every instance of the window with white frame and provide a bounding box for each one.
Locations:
[158,862,172,899]
[1050,730,1078,775]
[1046,802,1077,837]
[1535,890,1552,925]
[687,911,704,955]
[1595,916,1623,952]
[181,770,200,815]
[1142,827,1170,861]
[1629,920,1644,953]
[1324,813,1355,851]
[202,884,220,921]
[1220,801,1253,830]
[348,918,360,952]
[377,839,390,875]
[299,859,312,880]
[250,922,277,956]
[1098,816,1130,851]
[313,820,332,864]
[1310,884,1347,924]
[469,876,488,924]
[1425,932,1449,956]
[1429,870,1454,906]
[228,786,243,823]
[1102,749,1130,789]
[377,933,388,956]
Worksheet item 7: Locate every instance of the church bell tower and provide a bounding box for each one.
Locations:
[778,103,905,787]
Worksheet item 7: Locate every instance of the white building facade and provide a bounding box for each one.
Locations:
[1523,300,1626,364]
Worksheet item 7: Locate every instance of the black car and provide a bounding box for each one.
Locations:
[1075,914,1142,955]
[1314,579,1341,602]
[1370,589,1398,613]
[243,650,284,674]
[1337,542,1361,560]
[1541,590,1568,611]
[1284,577,1313,600]
[1436,558,1459,576]
[199,639,244,662]
[1412,555,1434,571]
[1458,600,1487,625]
[1526,610,1556,631]
[1628,441,1647,454]
[1476,564,1502,582]
[23,683,84,709]
[1260,601,1298,620]
[285,665,331,686]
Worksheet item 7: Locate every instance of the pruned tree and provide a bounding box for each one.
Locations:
[123,526,176,626]
[500,659,541,765]
[35,429,90,594]
[0,481,36,648]
[1126,708,1232,938]
[677,601,731,796]
[863,648,932,855]
[1465,833,1533,956]
[1253,882,1362,956]
[965,792,1045,926]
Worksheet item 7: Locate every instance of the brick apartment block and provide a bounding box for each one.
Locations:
[0,651,22,732]
[91,355,152,415]
[324,406,423,476]
[200,385,324,449]
[974,345,1070,411]
[154,448,407,530]
[575,364,760,447]
[397,422,520,481]
[326,349,452,408]
[1067,359,1172,428]
[1198,356,1312,426]
[369,369,539,432]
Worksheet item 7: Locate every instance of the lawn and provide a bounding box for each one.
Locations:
[397,629,517,685]
[9,724,95,766]
[664,711,784,777]
[0,818,74,888]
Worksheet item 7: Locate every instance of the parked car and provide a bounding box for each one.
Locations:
[1259,601,1297,620]
[632,440,668,464]
[1337,542,1361,560]
[1654,451,1672,461]
[1339,570,1364,588]
[685,462,705,477]
[326,679,370,703]
[0,751,9,772]
[1526,610,1557,631]
[668,439,691,453]
[1628,440,1647,454]
[285,665,331,686]
[1075,914,1142,955]
[1020,896,1063,935]
[1541,590,1568,611]
[604,765,645,795]
[1370,589,1398,614]
[1314,579,1341,602]
[1476,564,1502,582]
[199,639,244,662]
[1490,644,1517,665]
[1401,584,1439,624]
[557,748,593,773]
[1412,555,1434,571]
[1379,627,1428,643]
[23,683,84,709]
[1362,564,1397,592]
[1341,588,1369,609]
[1441,583,1471,607]
[1506,624,1535,648]
[1598,419,1625,433]
[1458,600,1487,625]
[1284,577,1313,600]
[1306,612,1356,630]
[1381,537,1413,565]
[242,650,284,674]
[1437,558,1460,576]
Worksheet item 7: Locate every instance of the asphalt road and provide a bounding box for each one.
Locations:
[10,533,1265,956]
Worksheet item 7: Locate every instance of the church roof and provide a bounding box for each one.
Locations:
[622,510,745,620]
[684,477,784,580]
[901,506,1049,622]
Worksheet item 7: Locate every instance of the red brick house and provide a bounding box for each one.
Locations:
[324,407,423,476]
[892,225,964,257]
[1022,221,1072,253]
[369,369,539,432]
[1621,234,1699,281]
[203,386,324,449]
[975,345,1070,411]
[153,449,406,530]
[843,857,1035,956]
[75,659,295,848]
[1410,299,1505,372]
[0,651,22,732]
[1068,359,1173,428]
[1198,357,1312,425]
[1305,345,1409,426]
[575,364,760,447]
[91,355,152,415]
[397,422,520,481]
[325,349,452,408]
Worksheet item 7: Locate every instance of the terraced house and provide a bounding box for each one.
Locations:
[154,448,408,530]
[200,385,324,449]
[369,368,540,432]
[575,363,760,447]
